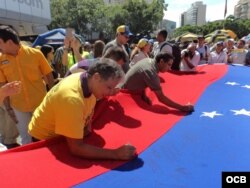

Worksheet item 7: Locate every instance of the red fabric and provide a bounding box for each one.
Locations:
[0,65,228,187]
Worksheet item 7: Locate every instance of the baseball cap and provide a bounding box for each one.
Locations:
[148,39,154,45]
[137,38,150,48]
[74,34,84,44]
[116,25,133,36]
[227,38,234,42]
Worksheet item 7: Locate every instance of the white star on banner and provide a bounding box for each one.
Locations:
[231,109,250,116]
[200,111,223,118]
[225,82,240,86]
[241,85,250,89]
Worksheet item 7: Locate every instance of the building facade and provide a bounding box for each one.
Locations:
[180,1,206,26]
[234,0,250,19]
[158,19,176,39]
[0,0,51,36]
[180,12,187,27]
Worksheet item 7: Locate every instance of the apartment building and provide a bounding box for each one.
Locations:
[180,1,206,26]
[234,0,250,19]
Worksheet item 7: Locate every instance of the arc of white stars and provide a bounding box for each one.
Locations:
[231,109,250,116]
[200,111,223,118]
[225,82,240,86]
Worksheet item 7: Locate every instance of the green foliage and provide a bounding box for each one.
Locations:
[173,25,203,38]
[50,1,250,42]
[224,16,250,39]
[49,0,104,36]
[49,0,166,41]
[49,0,68,28]
[173,15,250,40]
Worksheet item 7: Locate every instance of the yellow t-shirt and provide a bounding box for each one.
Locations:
[82,51,93,59]
[67,52,86,69]
[67,53,76,69]
[0,45,53,112]
[28,73,96,140]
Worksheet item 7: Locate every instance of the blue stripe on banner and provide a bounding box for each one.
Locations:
[74,65,250,188]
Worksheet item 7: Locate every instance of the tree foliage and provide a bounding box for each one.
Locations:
[224,16,250,39]
[49,1,250,42]
[49,0,105,36]
[49,0,166,41]
[173,15,250,40]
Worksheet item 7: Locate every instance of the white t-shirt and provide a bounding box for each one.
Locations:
[153,41,172,57]
[196,44,210,65]
[209,51,227,64]
[180,50,200,71]
[130,51,149,67]
[230,48,248,65]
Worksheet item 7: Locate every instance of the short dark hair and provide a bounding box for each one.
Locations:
[158,29,168,40]
[40,45,54,59]
[155,52,173,64]
[93,40,105,58]
[103,46,126,63]
[197,35,205,39]
[0,25,20,44]
[87,58,124,81]
[239,39,246,45]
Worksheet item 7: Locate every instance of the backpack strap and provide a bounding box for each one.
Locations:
[160,42,170,52]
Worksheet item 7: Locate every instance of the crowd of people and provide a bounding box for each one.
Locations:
[179,35,250,72]
[0,24,249,159]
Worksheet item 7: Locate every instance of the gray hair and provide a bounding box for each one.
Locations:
[187,42,196,49]
[103,46,126,62]
[87,58,124,81]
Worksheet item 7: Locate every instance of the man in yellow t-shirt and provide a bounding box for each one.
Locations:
[29,58,137,160]
[0,25,54,145]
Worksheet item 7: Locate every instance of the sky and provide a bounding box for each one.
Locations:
[164,0,236,27]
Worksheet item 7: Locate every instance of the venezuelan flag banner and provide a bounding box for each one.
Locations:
[1,64,249,188]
